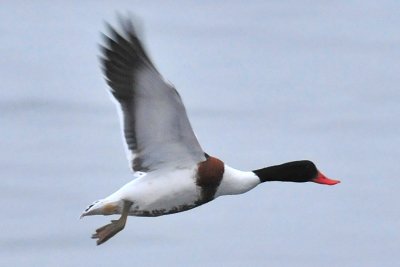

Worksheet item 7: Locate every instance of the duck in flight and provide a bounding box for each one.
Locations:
[81,17,340,245]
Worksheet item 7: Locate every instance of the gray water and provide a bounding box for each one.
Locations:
[1,1,399,266]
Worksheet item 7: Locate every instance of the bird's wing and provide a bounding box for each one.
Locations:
[100,17,205,172]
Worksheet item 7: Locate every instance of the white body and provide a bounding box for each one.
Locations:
[84,164,260,217]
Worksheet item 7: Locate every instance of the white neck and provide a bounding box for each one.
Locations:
[215,165,260,197]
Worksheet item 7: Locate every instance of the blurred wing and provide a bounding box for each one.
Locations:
[100,17,205,172]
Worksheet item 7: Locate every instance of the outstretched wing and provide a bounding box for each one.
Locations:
[100,17,205,172]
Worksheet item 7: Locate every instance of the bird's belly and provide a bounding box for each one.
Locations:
[129,199,199,217]
[128,187,200,217]
[121,172,202,217]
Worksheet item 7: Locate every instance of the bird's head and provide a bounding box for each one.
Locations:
[254,160,340,185]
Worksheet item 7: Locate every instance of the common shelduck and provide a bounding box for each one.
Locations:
[81,17,340,245]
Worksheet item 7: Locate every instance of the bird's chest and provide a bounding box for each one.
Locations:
[127,157,225,217]
[126,171,200,216]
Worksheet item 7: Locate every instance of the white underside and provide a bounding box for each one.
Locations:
[92,164,260,216]
[105,166,200,215]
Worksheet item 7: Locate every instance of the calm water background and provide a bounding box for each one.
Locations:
[1,1,399,266]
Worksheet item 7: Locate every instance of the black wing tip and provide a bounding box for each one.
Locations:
[116,12,137,34]
[99,14,149,62]
[99,14,157,74]
[99,14,160,97]
[101,13,143,42]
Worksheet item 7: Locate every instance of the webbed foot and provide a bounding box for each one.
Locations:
[92,219,125,245]
[91,201,132,245]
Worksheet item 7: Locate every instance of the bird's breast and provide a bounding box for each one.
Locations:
[120,158,225,217]
[196,156,225,202]
[121,167,200,216]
